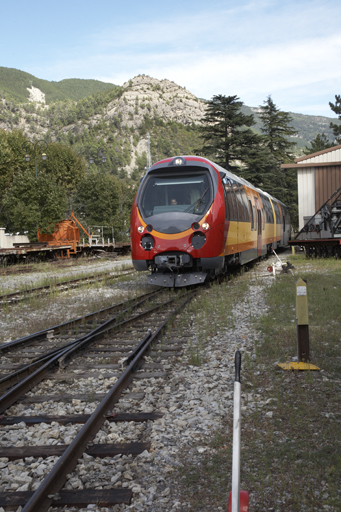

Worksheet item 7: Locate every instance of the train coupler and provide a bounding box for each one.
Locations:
[147,271,207,287]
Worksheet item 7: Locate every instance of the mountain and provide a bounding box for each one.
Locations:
[0,68,340,177]
[244,105,338,150]
[0,67,118,103]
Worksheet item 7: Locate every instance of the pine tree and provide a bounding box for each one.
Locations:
[258,96,298,226]
[241,144,284,199]
[329,95,341,144]
[303,133,333,155]
[198,94,261,170]
[259,96,297,163]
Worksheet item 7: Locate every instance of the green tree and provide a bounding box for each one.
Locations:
[198,95,261,170]
[2,171,69,240]
[241,144,285,199]
[41,142,85,191]
[73,172,134,241]
[303,133,333,155]
[0,130,28,213]
[0,130,86,238]
[329,95,341,144]
[258,96,298,226]
[259,95,297,163]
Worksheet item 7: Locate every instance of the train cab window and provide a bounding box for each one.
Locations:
[140,172,212,218]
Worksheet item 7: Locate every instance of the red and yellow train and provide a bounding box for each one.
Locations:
[130,156,290,287]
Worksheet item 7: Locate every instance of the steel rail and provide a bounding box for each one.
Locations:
[57,291,188,368]
[0,290,188,414]
[0,267,135,306]
[21,289,197,512]
[0,289,163,393]
[0,288,160,354]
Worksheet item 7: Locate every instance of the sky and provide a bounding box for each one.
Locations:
[1,0,340,117]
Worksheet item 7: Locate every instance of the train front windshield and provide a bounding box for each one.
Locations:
[138,171,213,234]
[140,173,212,218]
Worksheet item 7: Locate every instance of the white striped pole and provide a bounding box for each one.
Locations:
[232,350,241,512]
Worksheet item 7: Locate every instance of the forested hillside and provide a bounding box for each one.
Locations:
[1,69,340,175]
[0,74,205,178]
[0,67,118,103]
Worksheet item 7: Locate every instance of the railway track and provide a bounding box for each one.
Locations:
[0,287,198,511]
[0,288,162,389]
[0,267,135,307]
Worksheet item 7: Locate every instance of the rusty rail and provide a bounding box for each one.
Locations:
[21,289,197,512]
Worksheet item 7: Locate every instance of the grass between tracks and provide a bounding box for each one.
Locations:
[178,255,341,511]
[0,269,147,343]
[0,257,132,296]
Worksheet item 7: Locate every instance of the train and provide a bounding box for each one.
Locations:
[130,155,290,287]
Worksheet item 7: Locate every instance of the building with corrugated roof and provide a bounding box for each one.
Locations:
[281,144,341,230]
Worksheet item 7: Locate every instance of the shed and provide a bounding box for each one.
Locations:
[281,144,341,230]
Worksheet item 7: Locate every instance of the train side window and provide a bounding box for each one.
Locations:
[230,183,239,220]
[262,208,265,229]
[282,206,286,231]
[253,206,257,231]
[222,180,229,219]
[273,202,281,224]
[249,200,254,229]
[234,185,250,221]
[223,179,238,220]
[241,188,250,221]
[260,194,274,224]
[234,187,244,221]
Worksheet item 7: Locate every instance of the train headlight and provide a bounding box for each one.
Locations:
[138,226,144,233]
[202,223,210,230]
[170,156,186,166]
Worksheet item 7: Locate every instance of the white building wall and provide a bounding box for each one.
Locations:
[0,228,30,249]
[304,148,341,165]
[297,168,315,230]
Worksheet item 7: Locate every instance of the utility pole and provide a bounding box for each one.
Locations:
[146,132,151,169]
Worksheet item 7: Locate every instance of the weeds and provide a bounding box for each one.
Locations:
[178,257,341,511]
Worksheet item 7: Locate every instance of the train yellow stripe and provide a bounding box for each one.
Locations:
[136,207,213,240]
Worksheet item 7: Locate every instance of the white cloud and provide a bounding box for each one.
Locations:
[37,0,341,116]
[91,33,340,114]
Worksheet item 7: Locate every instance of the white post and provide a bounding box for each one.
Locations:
[232,351,241,512]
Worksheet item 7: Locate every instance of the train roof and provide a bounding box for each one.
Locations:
[145,155,287,209]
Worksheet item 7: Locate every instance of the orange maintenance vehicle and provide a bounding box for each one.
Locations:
[37,212,88,258]
[0,212,130,263]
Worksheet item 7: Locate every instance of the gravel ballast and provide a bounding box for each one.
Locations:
[0,258,278,512]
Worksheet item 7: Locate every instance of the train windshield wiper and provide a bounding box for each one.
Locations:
[184,187,209,214]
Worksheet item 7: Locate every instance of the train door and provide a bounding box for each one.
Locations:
[254,197,262,256]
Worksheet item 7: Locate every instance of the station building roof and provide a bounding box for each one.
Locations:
[281,144,341,169]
